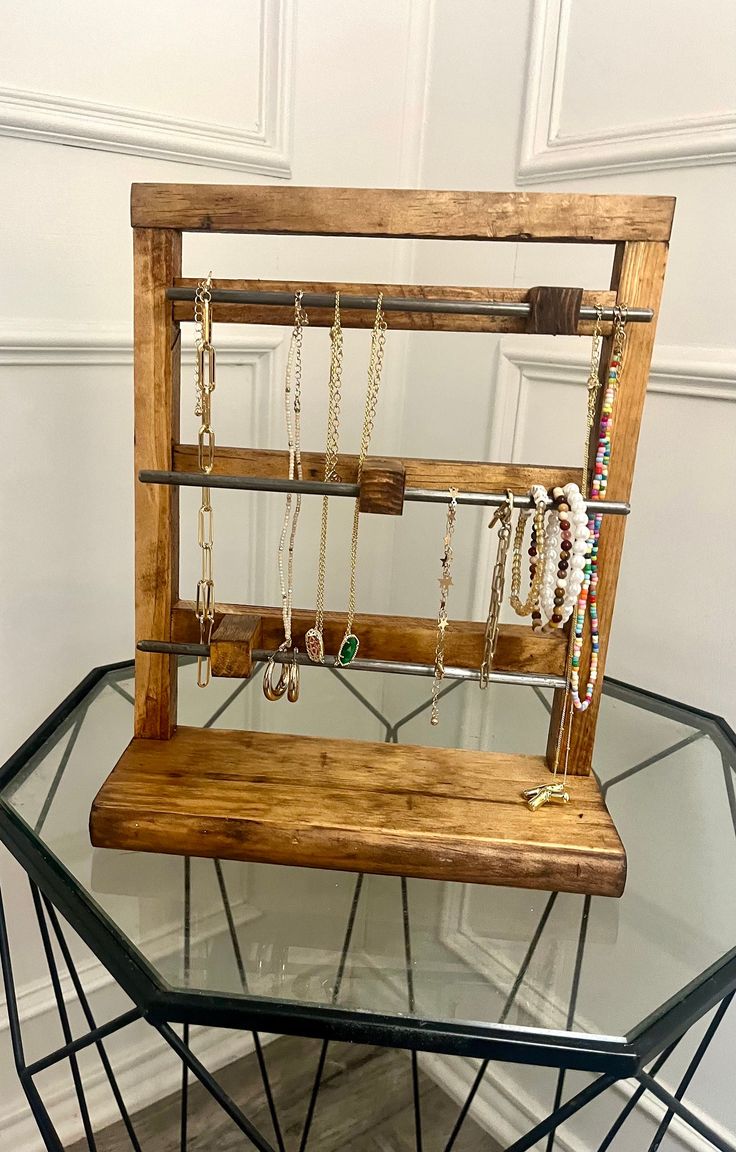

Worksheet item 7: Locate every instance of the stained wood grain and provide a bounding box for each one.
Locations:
[132,185,675,243]
[527,286,583,335]
[210,613,262,679]
[133,228,181,739]
[171,278,618,333]
[172,444,583,497]
[547,240,670,776]
[171,601,568,676]
[359,458,406,515]
[90,727,626,896]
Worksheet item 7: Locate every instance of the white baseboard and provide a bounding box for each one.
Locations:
[0,887,264,1150]
[1,1017,269,1152]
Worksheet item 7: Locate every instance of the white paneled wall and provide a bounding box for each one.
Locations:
[1,0,735,1147]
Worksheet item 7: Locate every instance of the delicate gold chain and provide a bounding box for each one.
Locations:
[311,294,342,651]
[194,274,215,688]
[430,488,459,726]
[581,306,604,489]
[509,486,547,616]
[277,293,308,650]
[479,492,514,689]
[335,295,387,666]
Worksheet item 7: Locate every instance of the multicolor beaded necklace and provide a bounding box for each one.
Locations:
[570,310,627,711]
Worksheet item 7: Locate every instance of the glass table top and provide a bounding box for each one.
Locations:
[1,660,735,1063]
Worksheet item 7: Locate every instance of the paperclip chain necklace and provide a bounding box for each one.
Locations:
[263,293,307,702]
[193,274,216,688]
[571,309,627,712]
[306,293,343,663]
[479,492,514,689]
[335,295,387,667]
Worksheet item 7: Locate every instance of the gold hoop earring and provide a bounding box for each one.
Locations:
[263,650,289,701]
[287,649,300,703]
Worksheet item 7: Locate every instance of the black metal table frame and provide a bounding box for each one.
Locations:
[1,659,735,1152]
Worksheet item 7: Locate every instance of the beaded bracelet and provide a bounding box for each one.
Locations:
[540,485,588,629]
[571,313,627,710]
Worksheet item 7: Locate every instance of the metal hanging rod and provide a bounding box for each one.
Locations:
[138,470,630,515]
[167,286,653,324]
[137,641,566,690]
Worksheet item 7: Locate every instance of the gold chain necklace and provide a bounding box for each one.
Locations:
[193,274,216,688]
[306,293,343,663]
[430,488,459,725]
[263,293,307,702]
[479,491,514,689]
[582,306,604,490]
[335,295,387,667]
[509,484,548,617]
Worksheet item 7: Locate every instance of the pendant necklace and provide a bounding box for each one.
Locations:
[334,294,387,667]
[263,292,307,702]
[306,292,343,663]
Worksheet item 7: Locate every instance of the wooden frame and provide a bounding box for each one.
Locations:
[90,184,674,898]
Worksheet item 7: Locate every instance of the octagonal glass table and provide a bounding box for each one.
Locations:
[1,660,735,1152]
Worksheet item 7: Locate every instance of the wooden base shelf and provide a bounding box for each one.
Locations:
[90,727,626,897]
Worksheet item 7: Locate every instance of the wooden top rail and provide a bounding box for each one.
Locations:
[170,279,619,334]
[172,445,583,496]
[131,185,675,243]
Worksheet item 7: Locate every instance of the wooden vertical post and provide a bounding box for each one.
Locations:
[547,240,669,774]
[133,227,182,738]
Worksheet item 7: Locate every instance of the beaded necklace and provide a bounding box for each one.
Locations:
[570,312,627,711]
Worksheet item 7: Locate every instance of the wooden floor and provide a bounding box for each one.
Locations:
[66,1035,497,1151]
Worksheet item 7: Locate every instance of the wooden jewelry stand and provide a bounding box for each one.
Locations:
[90,184,675,898]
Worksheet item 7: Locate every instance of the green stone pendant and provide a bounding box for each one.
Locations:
[336,633,359,667]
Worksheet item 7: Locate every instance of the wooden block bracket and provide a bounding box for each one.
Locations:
[210,614,262,679]
[359,459,406,515]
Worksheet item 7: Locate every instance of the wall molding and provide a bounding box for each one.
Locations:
[2,1020,269,1152]
[494,340,736,460]
[0,0,293,175]
[0,320,284,604]
[0,882,264,1150]
[519,0,736,182]
[0,322,282,366]
[472,338,736,621]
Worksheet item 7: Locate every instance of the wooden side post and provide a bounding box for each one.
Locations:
[133,227,182,738]
[547,240,669,775]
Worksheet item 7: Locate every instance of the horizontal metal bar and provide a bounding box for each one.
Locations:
[26,1008,144,1077]
[136,641,566,689]
[138,470,630,515]
[167,286,653,323]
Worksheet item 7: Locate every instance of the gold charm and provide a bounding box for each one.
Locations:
[522,783,570,811]
[305,627,325,664]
